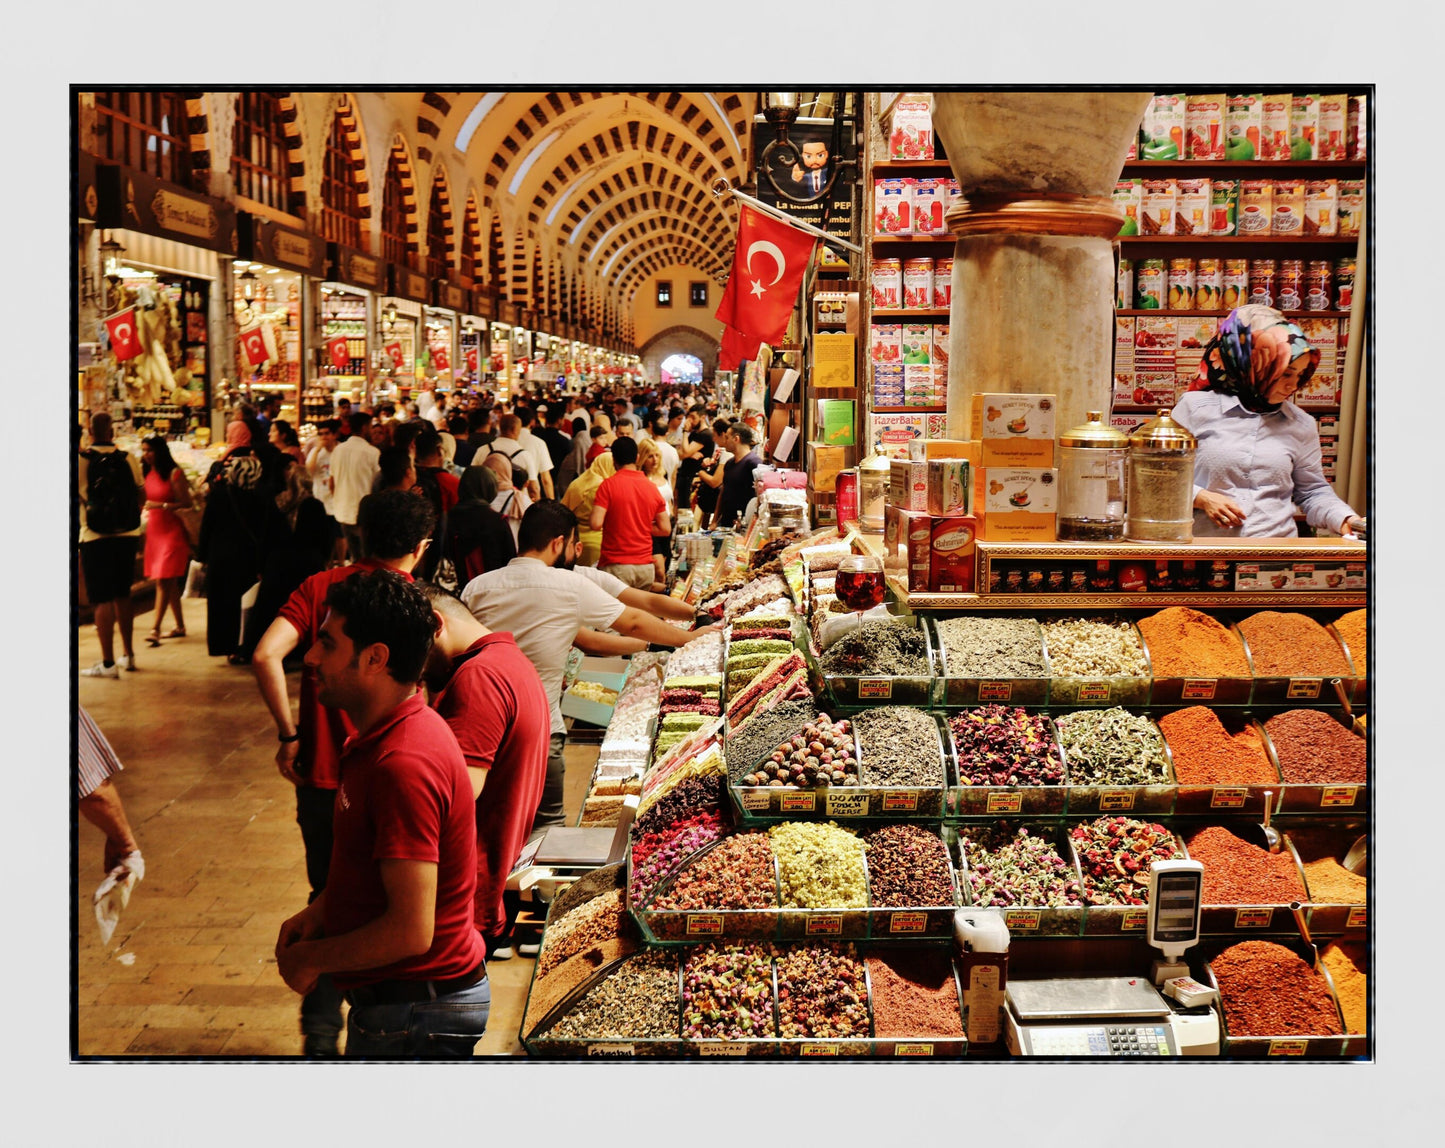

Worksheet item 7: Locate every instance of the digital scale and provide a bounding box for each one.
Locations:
[1002,860,1222,1057]
[505,799,637,923]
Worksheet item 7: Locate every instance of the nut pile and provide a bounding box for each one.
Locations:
[866,950,963,1039]
[1211,940,1343,1037]
[650,833,778,911]
[536,889,632,978]
[628,809,726,906]
[775,942,871,1039]
[1041,617,1149,677]
[544,950,680,1041]
[1057,707,1171,786]
[770,821,870,909]
[864,824,956,908]
[738,714,858,788]
[819,618,931,677]
[726,698,820,781]
[962,824,1083,908]
[950,706,1064,787]
[935,616,1047,678]
[1071,817,1183,906]
[855,706,945,787]
[681,943,776,1040]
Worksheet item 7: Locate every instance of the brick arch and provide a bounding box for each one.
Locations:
[558,165,725,246]
[595,227,729,283]
[328,94,373,220]
[414,91,458,165]
[380,134,421,267]
[424,162,455,279]
[459,190,482,285]
[638,324,720,383]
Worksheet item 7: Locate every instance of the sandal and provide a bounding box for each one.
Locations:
[146,633,162,648]
[165,628,187,638]
[227,652,252,666]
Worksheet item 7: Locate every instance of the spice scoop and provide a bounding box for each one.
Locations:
[1340,835,1368,876]
[1238,789,1286,853]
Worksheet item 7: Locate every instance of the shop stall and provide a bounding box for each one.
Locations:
[309,243,388,423]
[375,265,429,407]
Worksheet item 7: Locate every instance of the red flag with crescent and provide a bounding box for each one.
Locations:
[384,342,405,370]
[714,206,818,345]
[717,325,762,372]
[465,346,478,373]
[105,307,143,362]
[432,344,450,372]
[328,337,350,371]
[239,324,272,366]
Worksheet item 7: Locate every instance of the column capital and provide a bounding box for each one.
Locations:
[946,193,1124,240]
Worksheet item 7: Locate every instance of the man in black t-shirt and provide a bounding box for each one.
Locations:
[711,422,763,529]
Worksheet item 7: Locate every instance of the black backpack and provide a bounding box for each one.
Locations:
[84,449,141,534]
[494,444,530,490]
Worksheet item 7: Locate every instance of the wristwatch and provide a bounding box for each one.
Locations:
[278,731,301,744]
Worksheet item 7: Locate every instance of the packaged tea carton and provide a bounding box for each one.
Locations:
[1113,179,1143,237]
[1186,94,1227,160]
[1337,180,1365,238]
[1174,178,1212,237]
[1226,94,1264,161]
[1260,94,1293,161]
[1317,94,1349,161]
[1289,94,1320,160]
[1140,93,1186,160]
[1304,181,1339,237]
[1271,181,1306,235]
[1141,180,1178,236]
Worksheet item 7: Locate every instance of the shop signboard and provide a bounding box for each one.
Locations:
[97,165,238,257]
[77,153,109,222]
[326,243,387,293]
[239,214,327,278]
[754,114,858,253]
[433,280,468,312]
[390,265,430,304]
[470,288,496,320]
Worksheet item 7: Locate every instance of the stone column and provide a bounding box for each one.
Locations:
[931,92,1153,440]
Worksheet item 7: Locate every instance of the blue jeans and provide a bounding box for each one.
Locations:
[343,976,491,1059]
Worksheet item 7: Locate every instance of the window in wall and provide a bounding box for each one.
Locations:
[320,103,365,251]
[231,91,297,214]
[656,280,672,308]
[91,91,195,188]
[689,281,708,307]
[382,148,416,269]
[426,177,451,281]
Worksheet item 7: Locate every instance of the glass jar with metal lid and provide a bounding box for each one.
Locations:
[1058,410,1128,542]
[1126,410,1197,544]
[858,453,893,534]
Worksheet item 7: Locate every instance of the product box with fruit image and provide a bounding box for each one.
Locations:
[871,323,903,365]
[1140,93,1186,160]
[889,99,934,160]
[1290,95,1320,159]
[1317,94,1349,161]
[1140,180,1177,236]
[912,178,946,236]
[1175,319,1214,392]
[874,179,913,236]
[1186,94,1227,159]
[1113,180,1143,237]
[1226,94,1264,160]
[972,467,1058,542]
[969,392,1056,467]
[1260,94,1293,160]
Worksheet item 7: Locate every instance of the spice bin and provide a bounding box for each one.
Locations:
[1069,817,1187,936]
[524,951,686,1058]
[629,834,783,944]
[1236,611,1357,708]
[928,615,1051,707]
[1201,938,1350,1059]
[1329,612,1367,705]
[1041,616,1152,708]
[1165,714,1282,817]
[1058,708,1177,817]
[866,947,968,1057]
[809,612,940,709]
[1257,709,1369,815]
[1285,821,1368,936]
[945,709,1069,817]
[1140,615,1253,708]
[1183,823,1312,935]
[952,822,1087,937]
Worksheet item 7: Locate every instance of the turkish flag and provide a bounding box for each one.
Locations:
[238,324,274,366]
[717,325,762,371]
[714,206,817,345]
[328,337,350,372]
[465,346,478,373]
[384,342,405,370]
[432,345,450,372]
[105,308,143,362]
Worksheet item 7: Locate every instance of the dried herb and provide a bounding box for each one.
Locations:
[935,616,1046,678]
[681,943,776,1040]
[864,824,956,907]
[628,809,726,905]
[1056,707,1171,786]
[855,706,945,787]
[819,619,930,677]
[963,823,1083,908]
[1071,816,1183,906]
[776,942,871,1039]
[545,950,680,1041]
[769,821,869,909]
[726,698,820,782]
[950,705,1064,786]
[1041,617,1149,677]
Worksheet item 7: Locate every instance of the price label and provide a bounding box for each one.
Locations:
[826,791,870,818]
[740,790,772,812]
[697,1042,748,1057]
[686,914,724,936]
[1078,681,1113,703]
[1321,786,1358,808]
[1286,678,1323,699]
[588,1043,635,1057]
[1210,788,1248,809]
[1268,1039,1309,1057]
[882,791,919,812]
[780,792,816,814]
[1004,910,1041,931]
[806,913,843,936]
[889,912,928,934]
[801,1044,840,1056]
[894,1043,934,1056]
[979,681,1013,702]
[858,679,893,699]
[1346,907,1367,929]
[1100,791,1136,811]
[1181,679,1219,701]
[1121,909,1148,931]
[986,791,1023,814]
[1234,908,1275,929]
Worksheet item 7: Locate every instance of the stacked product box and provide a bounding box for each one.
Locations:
[1114,316,1179,409]
[969,393,1057,542]
[1295,318,1342,409]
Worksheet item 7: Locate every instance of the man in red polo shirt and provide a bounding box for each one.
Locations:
[275,570,488,1059]
[252,489,436,1057]
[419,584,549,960]
[590,435,669,589]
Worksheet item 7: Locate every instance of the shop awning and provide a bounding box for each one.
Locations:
[97,164,238,258]
[239,213,327,277]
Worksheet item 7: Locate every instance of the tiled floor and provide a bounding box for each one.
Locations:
[76,597,598,1058]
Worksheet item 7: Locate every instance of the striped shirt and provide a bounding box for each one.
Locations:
[78,705,124,799]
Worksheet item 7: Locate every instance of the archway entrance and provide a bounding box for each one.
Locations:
[659,353,703,387]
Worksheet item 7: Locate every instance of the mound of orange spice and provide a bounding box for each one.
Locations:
[1137,607,1249,678]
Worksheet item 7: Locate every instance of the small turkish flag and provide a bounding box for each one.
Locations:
[384,342,405,370]
[328,337,350,371]
[465,346,478,373]
[432,345,450,372]
[239,324,272,366]
[717,325,762,372]
[105,308,143,362]
[714,206,817,345]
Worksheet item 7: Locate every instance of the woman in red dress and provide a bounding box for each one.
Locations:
[141,436,193,645]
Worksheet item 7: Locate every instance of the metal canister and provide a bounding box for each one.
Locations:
[835,468,860,525]
[1247,258,1277,308]
[1222,258,1250,309]
[1195,258,1222,310]
[902,257,934,309]
[1305,261,1334,311]
[1334,257,1356,310]
[1136,259,1166,310]
[871,259,902,309]
[933,257,954,309]
[1276,259,1305,311]
[1117,257,1134,309]
[1167,258,1196,310]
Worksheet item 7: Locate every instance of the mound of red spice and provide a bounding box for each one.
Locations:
[1264,709,1366,784]
[1186,825,1306,905]
[1211,940,1343,1037]
[1237,611,1350,677]
[1158,706,1276,785]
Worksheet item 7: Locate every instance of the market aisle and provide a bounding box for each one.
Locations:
[76,601,596,1058]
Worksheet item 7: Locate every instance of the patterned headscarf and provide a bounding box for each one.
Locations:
[1190,305,1320,414]
[225,453,263,492]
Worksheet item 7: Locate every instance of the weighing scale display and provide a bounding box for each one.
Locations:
[1019,1023,1176,1057]
[1150,869,1202,945]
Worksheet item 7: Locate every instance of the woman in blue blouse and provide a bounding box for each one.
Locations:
[1170,306,1364,539]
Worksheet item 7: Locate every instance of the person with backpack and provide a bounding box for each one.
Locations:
[470,414,539,500]
[79,412,146,677]
[483,452,532,546]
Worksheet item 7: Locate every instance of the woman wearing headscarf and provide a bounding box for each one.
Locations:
[196,450,272,660]
[206,419,254,485]
[484,451,532,545]
[442,465,517,589]
[560,450,616,567]
[1170,305,1363,538]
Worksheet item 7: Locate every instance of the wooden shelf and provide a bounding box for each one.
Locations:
[872,309,950,318]
[1122,160,1365,175]
[874,159,953,172]
[872,235,955,245]
[1120,235,1357,245]
[1116,310,1349,319]
[871,404,946,413]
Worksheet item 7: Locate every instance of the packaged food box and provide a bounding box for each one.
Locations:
[909,438,980,464]
[1140,93,1186,160]
[869,412,930,459]
[1140,179,1177,236]
[1260,94,1293,160]
[817,398,856,446]
[1317,94,1348,161]
[1272,181,1306,235]
[1238,181,1273,234]
[806,443,851,493]
[932,324,950,391]
[1304,181,1339,237]
[1235,563,1294,592]
[885,507,977,592]
[911,178,945,236]
[1174,178,1212,238]
[1348,95,1367,159]
[1226,94,1264,161]
[1114,315,1136,391]
[871,259,903,309]
[927,458,971,516]
[890,98,934,160]
[871,323,903,364]
[890,459,929,513]
[1337,181,1364,238]
[933,257,953,309]
[1113,179,1143,237]
[874,179,914,236]
[1290,94,1320,160]
[1294,318,1342,409]
[969,393,1056,467]
[902,258,934,309]
[1186,94,1227,160]
[1211,180,1239,236]
[972,467,1058,542]
[1175,319,1214,390]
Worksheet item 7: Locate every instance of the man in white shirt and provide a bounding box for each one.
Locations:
[512,404,556,500]
[648,416,680,486]
[329,410,382,560]
[461,500,704,829]
[471,413,539,500]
